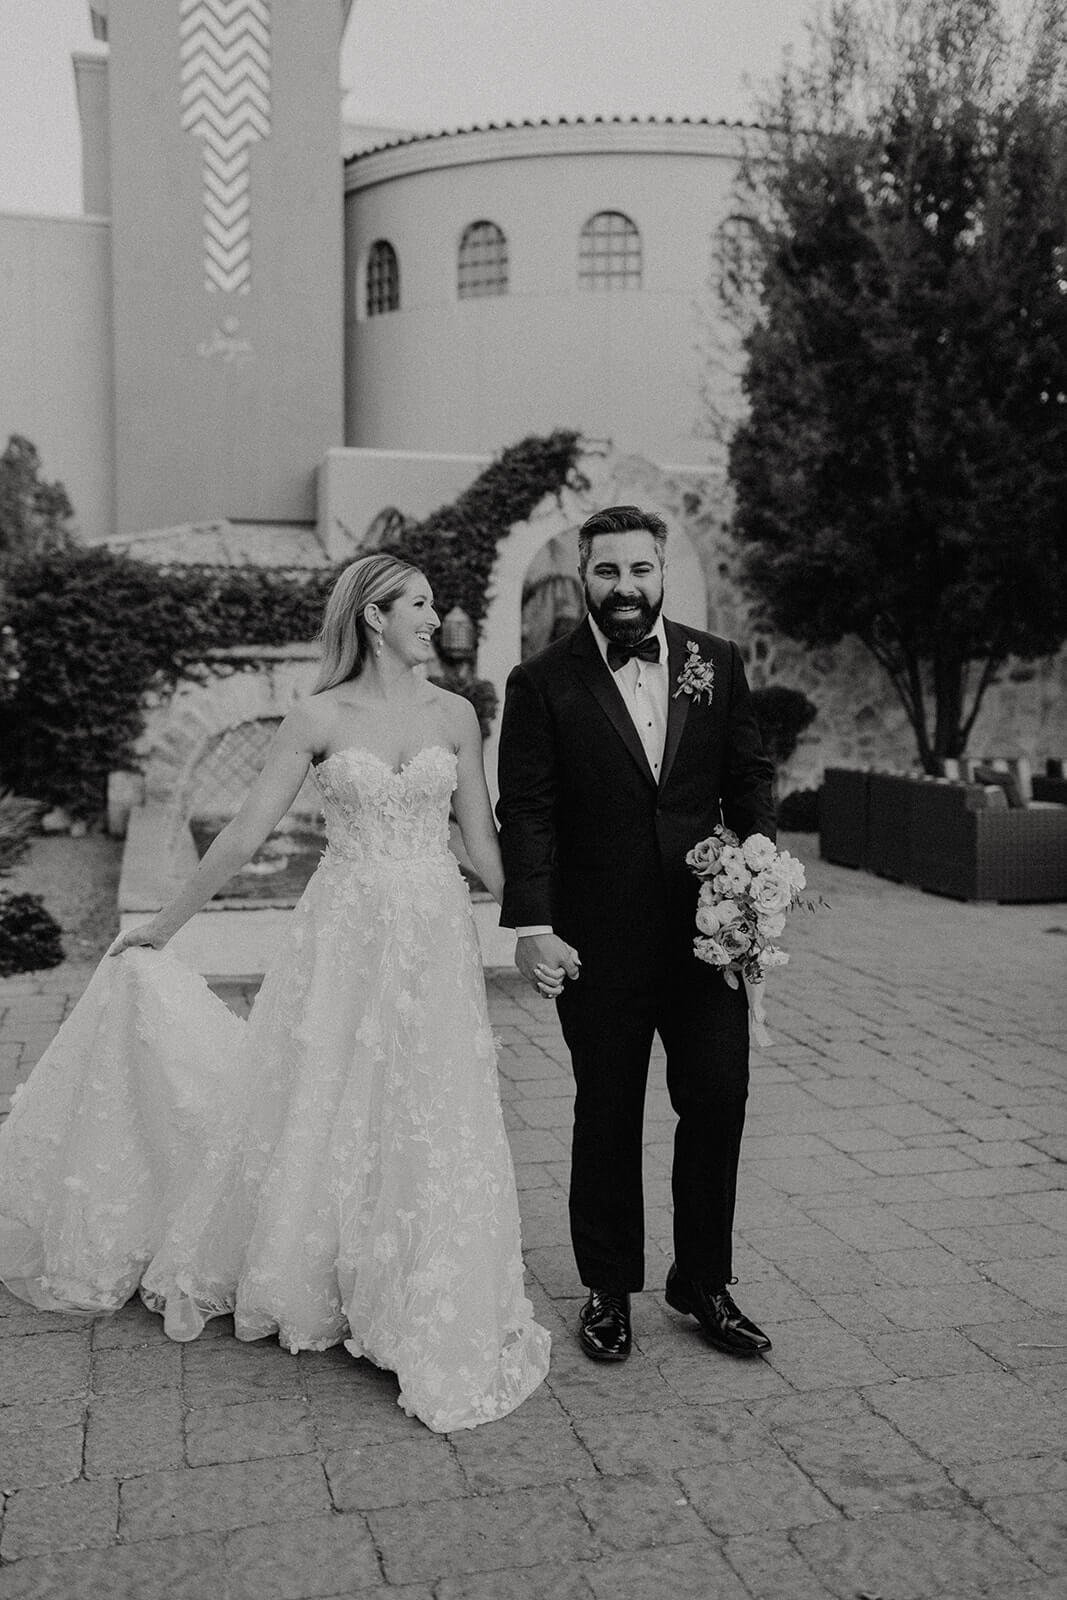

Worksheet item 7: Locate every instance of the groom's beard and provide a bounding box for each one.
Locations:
[584,586,663,649]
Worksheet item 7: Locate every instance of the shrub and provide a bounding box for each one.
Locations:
[0,891,64,977]
[777,787,820,832]
[0,791,43,874]
[0,624,21,707]
[750,686,818,768]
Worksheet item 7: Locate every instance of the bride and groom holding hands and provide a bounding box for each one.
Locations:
[0,503,775,1432]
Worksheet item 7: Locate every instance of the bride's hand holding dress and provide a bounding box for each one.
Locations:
[108,698,328,960]
[0,558,551,1432]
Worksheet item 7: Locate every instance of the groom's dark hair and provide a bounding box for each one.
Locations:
[578,505,668,577]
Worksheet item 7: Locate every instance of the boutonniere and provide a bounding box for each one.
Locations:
[673,640,715,705]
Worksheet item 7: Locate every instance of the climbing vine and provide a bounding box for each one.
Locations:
[0,432,585,814]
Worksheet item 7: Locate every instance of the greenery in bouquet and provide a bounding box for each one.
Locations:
[686,825,823,1044]
[687,825,808,982]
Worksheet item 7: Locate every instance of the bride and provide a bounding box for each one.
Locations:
[0,554,555,1432]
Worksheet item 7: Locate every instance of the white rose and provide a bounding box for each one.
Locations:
[741,833,778,871]
[715,863,751,896]
[778,851,807,892]
[749,869,792,917]
[696,904,723,935]
[757,911,786,939]
[758,946,789,969]
[694,935,730,968]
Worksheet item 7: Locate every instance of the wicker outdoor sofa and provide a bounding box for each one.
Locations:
[819,766,1067,902]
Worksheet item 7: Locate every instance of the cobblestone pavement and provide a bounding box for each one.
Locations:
[0,845,1064,1599]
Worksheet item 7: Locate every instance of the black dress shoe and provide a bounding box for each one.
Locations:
[664,1264,771,1356]
[578,1290,632,1361]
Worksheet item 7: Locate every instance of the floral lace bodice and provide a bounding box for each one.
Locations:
[311,744,457,863]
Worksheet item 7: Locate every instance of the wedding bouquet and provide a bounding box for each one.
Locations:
[685,825,812,1047]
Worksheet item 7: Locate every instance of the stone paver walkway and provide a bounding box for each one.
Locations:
[0,845,1064,1599]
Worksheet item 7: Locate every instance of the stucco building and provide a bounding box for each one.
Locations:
[0,1,751,551]
[2,0,1063,807]
[344,118,744,469]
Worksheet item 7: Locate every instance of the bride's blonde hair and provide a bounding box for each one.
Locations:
[313,553,422,692]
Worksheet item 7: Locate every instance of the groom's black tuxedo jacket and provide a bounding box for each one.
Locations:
[497,617,776,989]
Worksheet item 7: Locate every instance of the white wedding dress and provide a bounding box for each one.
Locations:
[0,744,550,1431]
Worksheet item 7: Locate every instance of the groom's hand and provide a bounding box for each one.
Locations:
[515,933,581,998]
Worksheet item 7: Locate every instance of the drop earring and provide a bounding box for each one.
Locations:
[374,630,383,659]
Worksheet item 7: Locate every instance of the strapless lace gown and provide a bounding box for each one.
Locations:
[0,745,550,1431]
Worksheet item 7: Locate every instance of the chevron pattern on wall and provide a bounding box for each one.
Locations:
[179,0,272,294]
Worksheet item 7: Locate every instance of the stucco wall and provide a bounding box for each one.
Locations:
[73,52,111,218]
[0,211,114,542]
[317,446,490,559]
[107,0,344,535]
[344,124,744,466]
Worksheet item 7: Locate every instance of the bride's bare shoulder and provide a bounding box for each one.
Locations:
[279,691,337,757]
[426,681,480,742]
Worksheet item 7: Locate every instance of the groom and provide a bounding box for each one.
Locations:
[497,505,776,1362]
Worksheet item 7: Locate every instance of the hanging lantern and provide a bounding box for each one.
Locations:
[440,605,476,663]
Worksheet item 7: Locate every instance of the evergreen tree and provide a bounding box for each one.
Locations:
[725,1,1067,769]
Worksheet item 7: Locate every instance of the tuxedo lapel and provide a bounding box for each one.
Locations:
[658,621,692,791]
[568,622,657,787]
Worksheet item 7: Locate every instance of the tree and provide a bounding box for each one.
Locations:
[0,436,74,564]
[724,0,1067,770]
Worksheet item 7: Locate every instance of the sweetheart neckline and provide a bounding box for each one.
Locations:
[313,743,456,780]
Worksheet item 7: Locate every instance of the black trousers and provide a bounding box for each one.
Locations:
[556,962,750,1294]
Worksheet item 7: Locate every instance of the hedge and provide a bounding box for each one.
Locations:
[0,432,583,815]
[0,552,336,815]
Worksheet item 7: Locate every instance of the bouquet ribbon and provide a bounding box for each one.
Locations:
[723,969,773,1049]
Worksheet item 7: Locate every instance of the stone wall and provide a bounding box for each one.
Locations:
[134,646,320,823]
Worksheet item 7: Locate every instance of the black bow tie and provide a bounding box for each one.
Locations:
[606,635,661,672]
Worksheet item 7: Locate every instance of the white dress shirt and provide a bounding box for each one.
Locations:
[589,611,669,781]
[516,614,669,940]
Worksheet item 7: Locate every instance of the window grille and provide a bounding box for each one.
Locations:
[366,240,399,316]
[579,211,642,290]
[458,220,509,298]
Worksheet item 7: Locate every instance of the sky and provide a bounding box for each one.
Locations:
[0,0,824,215]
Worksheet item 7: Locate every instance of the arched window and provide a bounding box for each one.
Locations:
[579,211,642,290]
[366,240,399,316]
[458,220,509,298]
[715,213,761,310]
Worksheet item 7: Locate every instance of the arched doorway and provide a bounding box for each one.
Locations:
[480,491,708,801]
